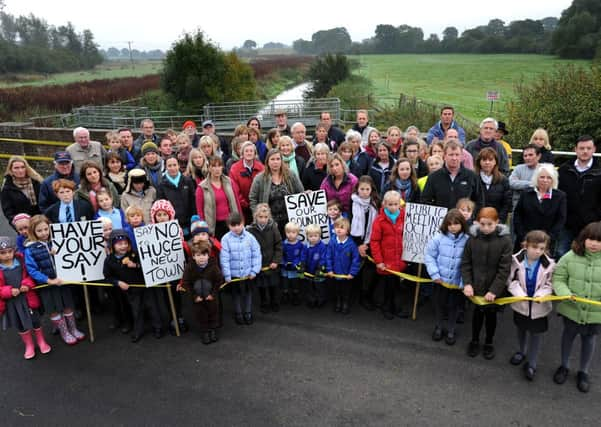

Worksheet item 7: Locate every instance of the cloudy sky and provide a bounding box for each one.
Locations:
[7,0,573,51]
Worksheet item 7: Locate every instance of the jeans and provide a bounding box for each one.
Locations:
[556,229,576,259]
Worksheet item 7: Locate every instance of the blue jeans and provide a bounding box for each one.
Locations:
[556,229,576,259]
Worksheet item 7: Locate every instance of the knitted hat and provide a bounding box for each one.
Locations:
[124,168,149,193]
[109,229,130,248]
[182,120,196,130]
[150,199,175,223]
[0,236,14,250]
[190,215,209,236]
[141,141,159,156]
[12,213,31,225]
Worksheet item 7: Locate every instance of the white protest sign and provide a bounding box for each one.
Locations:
[134,220,185,287]
[402,203,448,264]
[285,190,330,243]
[51,220,106,282]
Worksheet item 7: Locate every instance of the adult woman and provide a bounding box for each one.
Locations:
[247,116,262,131]
[226,137,245,174]
[265,128,280,150]
[302,142,330,191]
[513,163,566,251]
[405,125,420,140]
[76,161,120,212]
[418,155,444,191]
[429,141,444,158]
[347,130,370,178]
[320,153,358,214]
[384,157,420,204]
[186,148,209,185]
[365,128,381,160]
[529,128,554,164]
[104,152,127,194]
[368,141,395,195]
[139,142,164,189]
[248,126,267,163]
[196,156,242,239]
[199,135,218,159]
[475,148,512,224]
[278,136,305,178]
[403,138,428,178]
[229,141,265,224]
[175,133,193,174]
[1,156,43,225]
[249,149,304,237]
[386,126,403,159]
[157,156,197,238]
[337,142,358,179]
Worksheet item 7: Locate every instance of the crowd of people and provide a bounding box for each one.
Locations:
[1,107,600,394]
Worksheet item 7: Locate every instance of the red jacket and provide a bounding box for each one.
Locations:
[370,207,407,275]
[228,160,264,212]
[0,253,40,315]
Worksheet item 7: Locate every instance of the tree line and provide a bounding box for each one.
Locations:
[0,8,103,74]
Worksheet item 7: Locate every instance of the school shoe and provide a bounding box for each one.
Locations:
[153,328,164,339]
[467,341,480,357]
[482,344,495,360]
[33,328,52,354]
[432,326,443,341]
[445,331,456,346]
[510,352,526,366]
[244,312,253,325]
[395,310,410,319]
[120,324,132,334]
[456,311,465,324]
[19,330,36,360]
[201,332,211,345]
[523,363,536,381]
[334,297,342,313]
[553,366,569,385]
[209,329,218,343]
[131,333,143,343]
[341,299,350,315]
[53,317,78,345]
[64,314,86,341]
[178,318,189,333]
[577,371,590,393]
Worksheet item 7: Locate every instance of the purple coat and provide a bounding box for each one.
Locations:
[320,173,358,214]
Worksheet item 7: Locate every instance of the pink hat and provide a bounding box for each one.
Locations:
[12,213,31,225]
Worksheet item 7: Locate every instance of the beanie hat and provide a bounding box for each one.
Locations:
[149,199,175,223]
[12,213,31,225]
[182,120,196,130]
[141,141,159,156]
[0,236,15,250]
[190,215,209,236]
[109,229,130,248]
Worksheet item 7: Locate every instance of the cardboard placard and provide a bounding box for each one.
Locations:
[402,203,448,263]
[285,190,330,242]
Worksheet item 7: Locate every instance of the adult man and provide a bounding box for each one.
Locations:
[290,122,313,162]
[445,128,473,170]
[509,144,541,208]
[66,127,105,173]
[351,109,375,147]
[158,135,174,161]
[38,151,81,212]
[557,135,601,256]
[133,119,160,150]
[201,120,230,164]
[274,109,291,136]
[182,120,200,147]
[426,106,466,145]
[118,127,141,164]
[422,139,484,212]
[465,118,509,175]
[320,111,345,149]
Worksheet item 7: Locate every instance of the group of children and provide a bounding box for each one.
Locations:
[1,185,600,394]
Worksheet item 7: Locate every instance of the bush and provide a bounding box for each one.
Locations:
[327,75,374,109]
[305,54,351,98]
[506,65,601,151]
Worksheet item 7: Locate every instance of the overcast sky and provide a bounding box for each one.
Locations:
[7,0,573,51]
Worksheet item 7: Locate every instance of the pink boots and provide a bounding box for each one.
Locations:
[19,330,35,359]
[64,313,86,341]
[33,328,52,354]
[53,316,77,345]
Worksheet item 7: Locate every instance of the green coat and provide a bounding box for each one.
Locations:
[553,250,601,324]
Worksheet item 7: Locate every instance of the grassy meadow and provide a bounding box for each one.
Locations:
[350,54,590,122]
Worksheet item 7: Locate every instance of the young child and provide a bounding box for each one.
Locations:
[188,216,222,258]
[120,169,157,227]
[220,212,262,325]
[103,229,161,342]
[425,209,469,345]
[508,230,555,381]
[350,175,379,311]
[461,207,512,360]
[326,217,361,314]
[95,188,129,232]
[106,130,135,170]
[182,242,224,344]
[11,213,30,254]
[0,236,51,359]
[456,198,475,226]
[246,204,282,313]
[280,221,306,306]
[303,224,328,308]
[552,222,601,393]
[370,191,408,319]
[24,215,85,345]
[326,199,347,239]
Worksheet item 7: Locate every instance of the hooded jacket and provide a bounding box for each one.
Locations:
[370,207,407,275]
[508,250,555,319]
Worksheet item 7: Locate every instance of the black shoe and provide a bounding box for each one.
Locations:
[270,302,280,313]
[456,311,465,324]
[178,318,189,333]
[395,310,410,319]
[467,341,480,357]
[361,298,376,311]
[523,363,536,381]
[445,331,456,346]
[483,344,495,360]
[291,293,301,306]
[153,328,163,339]
[201,332,211,345]
[120,324,132,334]
[432,326,443,341]
[334,298,342,313]
[108,322,119,332]
[383,311,394,320]
[243,312,253,325]
[131,333,143,343]
[209,329,218,342]
[341,301,350,315]
[235,313,244,325]
[577,371,590,393]
[553,366,569,385]
[260,303,270,314]
[168,321,178,336]
[510,352,526,366]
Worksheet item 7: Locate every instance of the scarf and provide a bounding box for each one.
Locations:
[350,193,377,243]
[282,153,299,176]
[109,171,126,189]
[480,172,493,189]
[364,145,376,159]
[12,176,37,206]
[165,172,181,188]
[87,181,103,212]
[395,178,412,201]
[384,208,400,224]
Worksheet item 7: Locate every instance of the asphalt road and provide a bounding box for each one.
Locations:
[0,285,599,427]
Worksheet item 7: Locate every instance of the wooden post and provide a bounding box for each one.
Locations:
[166,285,180,337]
[83,285,95,343]
[411,264,423,321]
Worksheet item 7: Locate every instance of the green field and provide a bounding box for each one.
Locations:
[351,54,590,122]
[0,60,162,88]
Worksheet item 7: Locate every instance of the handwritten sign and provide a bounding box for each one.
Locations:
[285,190,330,242]
[402,203,447,263]
[51,220,106,282]
[134,220,185,287]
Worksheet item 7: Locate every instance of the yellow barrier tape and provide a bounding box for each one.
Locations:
[0,153,55,162]
[0,137,70,147]
[34,281,172,290]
